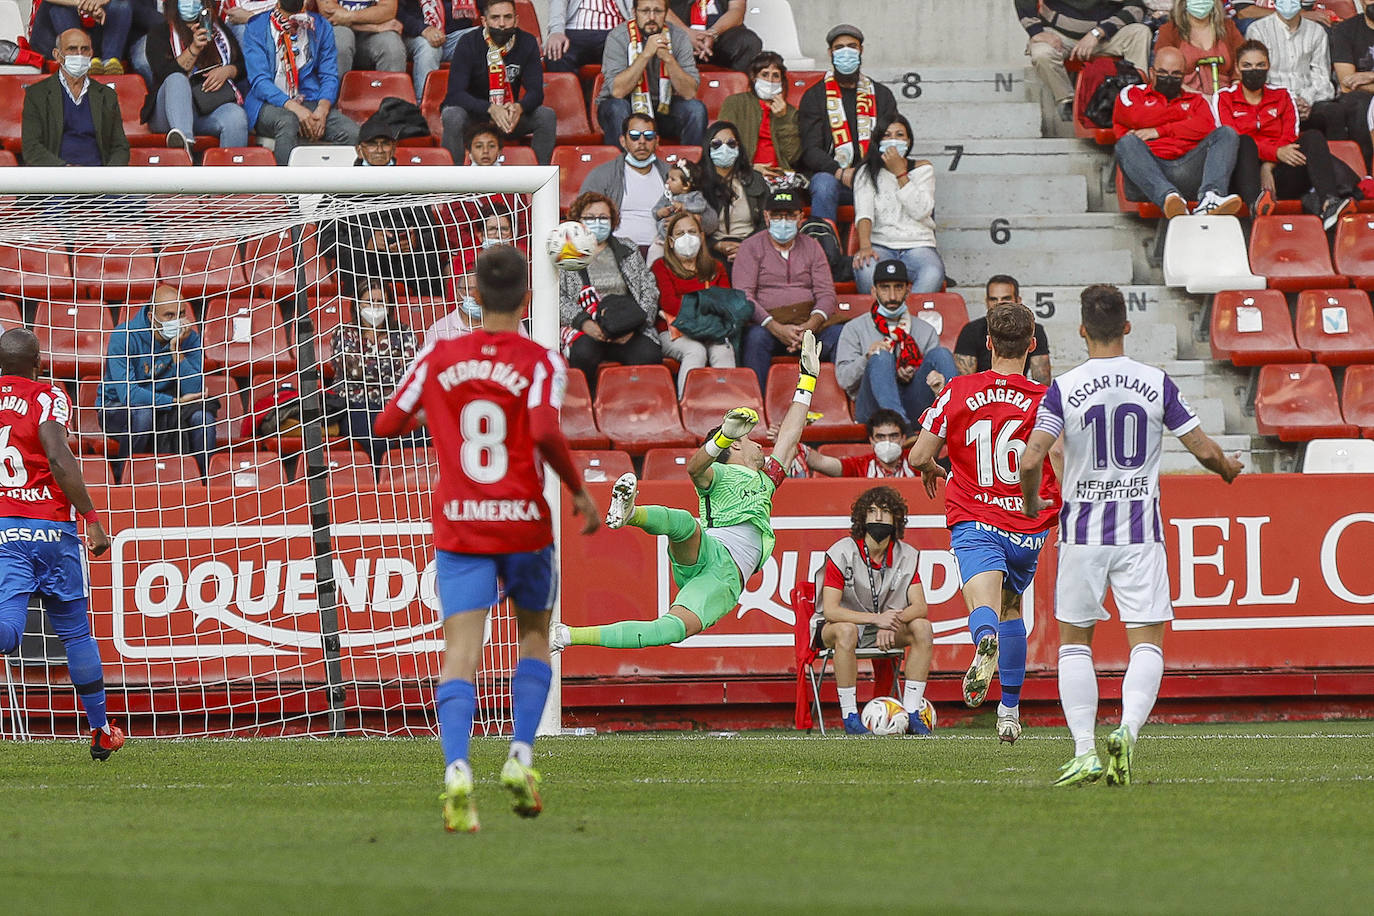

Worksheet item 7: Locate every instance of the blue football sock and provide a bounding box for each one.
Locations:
[48,598,107,731]
[510,657,552,749]
[435,679,477,767]
[997,617,1028,708]
[968,605,998,647]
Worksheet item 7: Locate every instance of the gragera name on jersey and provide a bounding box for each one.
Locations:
[964,387,1035,412]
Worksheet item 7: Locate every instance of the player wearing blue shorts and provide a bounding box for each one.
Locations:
[908,303,1061,743]
[375,247,599,832]
[0,329,122,760]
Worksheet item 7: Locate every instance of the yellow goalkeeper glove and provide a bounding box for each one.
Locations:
[795,329,819,404]
[705,406,759,457]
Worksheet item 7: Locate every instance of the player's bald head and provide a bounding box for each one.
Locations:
[0,328,41,378]
[1153,46,1185,74]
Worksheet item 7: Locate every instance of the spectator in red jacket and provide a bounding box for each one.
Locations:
[1113,45,1241,217]
[805,409,917,478]
[1220,40,1358,228]
[650,210,735,394]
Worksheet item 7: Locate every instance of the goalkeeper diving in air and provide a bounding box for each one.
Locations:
[552,331,819,651]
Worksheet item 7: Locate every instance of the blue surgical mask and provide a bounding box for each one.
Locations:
[832,47,861,76]
[710,144,740,168]
[460,295,481,318]
[877,300,906,321]
[583,218,612,242]
[178,0,203,20]
[625,152,656,169]
[878,139,909,158]
[768,217,798,244]
[1274,0,1301,17]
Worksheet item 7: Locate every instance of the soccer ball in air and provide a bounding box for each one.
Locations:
[861,697,909,736]
[546,220,596,271]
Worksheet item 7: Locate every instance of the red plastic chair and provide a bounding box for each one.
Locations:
[1295,289,1374,365]
[570,449,634,483]
[1334,213,1374,289]
[1210,289,1308,366]
[491,146,538,165]
[72,227,157,301]
[1341,364,1374,437]
[201,298,294,375]
[0,239,75,300]
[125,456,204,487]
[34,300,111,376]
[1249,216,1347,291]
[208,451,288,490]
[513,0,543,53]
[678,367,767,439]
[764,363,864,442]
[396,147,454,166]
[157,238,247,298]
[642,447,698,480]
[0,74,45,152]
[786,71,824,108]
[0,299,21,331]
[552,146,620,213]
[906,291,969,351]
[71,376,117,455]
[1071,56,1119,145]
[659,145,699,167]
[0,151,16,167]
[93,74,156,146]
[420,69,447,142]
[817,442,875,461]
[243,229,298,299]
[322,448,378,495]
[79,455,115,489]
[696,72,749,120]
[338,71,417,124]
[203,146,277,167]
[544,71,598,145]
[377,447,438,492]
[593,364,695,454]
[1255,363,1357,440]
[832,292,873,327]
[129,147,193,167]
[562,367,609,449]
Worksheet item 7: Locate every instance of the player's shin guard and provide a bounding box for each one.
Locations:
[48,599,109,731]
[509,658,552,757]
[630,505,698,542]
[997,618,1028,708]
[1058,645,1098,756]
[570,614,688,648]
[1121,642,1164,737]
[436,679,477,767]
[968,606,998,646]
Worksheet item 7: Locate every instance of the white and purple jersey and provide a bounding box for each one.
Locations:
[1033,356,1199,547]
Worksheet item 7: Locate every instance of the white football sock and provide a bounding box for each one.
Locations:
[997,701,1019,721]
[444,759,472,784]
[837,686,858,718]
[902,680,927,713]
[508,740,533,767]
[1121,642,1164,738]
[1058,645,1098,756]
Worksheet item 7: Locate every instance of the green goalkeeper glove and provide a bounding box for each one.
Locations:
[705,406,759,457]
[795,329,819,404]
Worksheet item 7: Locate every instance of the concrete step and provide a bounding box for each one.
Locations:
[936,174,1087,216]
[867,67,1036,103]
[1161,434,1252,474]
[908,138,1109,175]
[950,284,1201,328]
[900,101,1043,140]
[942,247,1134,288]
[936,213,1151,251]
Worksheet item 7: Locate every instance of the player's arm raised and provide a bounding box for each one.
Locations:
[769,329,820,465]
[1019,429,1055,518]
[38,421,109,556]
[1177,427,1244,483]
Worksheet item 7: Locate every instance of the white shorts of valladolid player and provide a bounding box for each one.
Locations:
[1054,542,1173,626]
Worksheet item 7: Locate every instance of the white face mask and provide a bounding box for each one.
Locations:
[755,78,783,100]
[671,232,702,258]
[62,54,92,79]
[359,305,388,327]
[878,139,910,158]
[873,440,903,465]
[157,318,181,342]
[481,237,507,249]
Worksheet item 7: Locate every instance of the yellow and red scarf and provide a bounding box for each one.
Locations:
[269,10,312,99]
[689,0,717,28]
[420,0,478,31]
[626,18,671,115]
[824,70,876,168]
[485,27,516,105]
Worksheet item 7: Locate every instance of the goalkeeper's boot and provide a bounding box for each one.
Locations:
[962,631,999,708]
[605,473,638,529]
[1053,751,1104,787]
[500,757,544,818]
[1104,724,1134,787]
[90,722,125,761]
[996,704,1022,745]
[906,700,934,736]
[549,623,571,653]
[842,712,869,735]
[441,763,480,834]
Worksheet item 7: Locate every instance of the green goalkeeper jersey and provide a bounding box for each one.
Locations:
[696,459,786,573]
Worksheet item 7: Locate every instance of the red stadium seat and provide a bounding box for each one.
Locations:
[338,71,417,124]
[764,363,864,442]
[514,0,541,44]
[396,147,454,166]
[0,151,16,167]
[544,72,598,145]
[1254,363,1357,440]
[593,364,695,453]
[1249,216,1346,291]
[906,292,968,351]
[1296,289,1374,365]
[323,448,378,494]
[817,442,873,461]
[93,75,156,146]
[0,74,46,152]
[659,145,699,167]
[1210,290,1308,366]
[1328,140,1365,188]
[378,447,438,492]
[208,451,288,490]
[641,447,698,480]
[203,146,277,167]
[243,229,298,299]
[72,227,157,300]
[1333,213,1374,289]
[71,375,117,454]
[552,145,620,213]
[129,147,193,167]
[1071,57,1119,146]
[696,72,748,120]
[570,449,633,483]
[157,238,247,298]
[785,71,824,108]
[125,456,204,487]
[1341,364,1374,437]
[0,238,75,300]
[34,300,111,376]
[491,146,538,165]
[562,367,610,449]
[832,292,872,327]
[420,70,447,142]
[0,298,20,330]
[202,298,294,375]
[79,456,115,489]
[679,367,767,439]
[199,374,251,451]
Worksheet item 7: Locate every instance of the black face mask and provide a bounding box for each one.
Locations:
[865,521,895,544]
[1239,68,1269,91]
[488,26,516,45]
[1154,75,1184,100]
[278,0,304,13]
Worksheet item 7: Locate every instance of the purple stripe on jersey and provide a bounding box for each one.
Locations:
[1162,374,1197,433]
[1128,499,1145,544]
[1033,380,1065,437]
[1074,502,1092,544]
[1101,501,1117,546]
[1059,504,1071,536]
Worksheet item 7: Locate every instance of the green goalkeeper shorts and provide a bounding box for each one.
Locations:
[669,529,745,629]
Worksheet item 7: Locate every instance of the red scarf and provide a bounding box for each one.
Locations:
[484,28,515,105]
[823,71,876,165]
[689,0,715,27]
[871,303,921,372]
[420,0,478,30]
[269,11,311,98]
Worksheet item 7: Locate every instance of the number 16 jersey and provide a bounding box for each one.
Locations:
[1033,355,1199,547]
[921,371,1060,535]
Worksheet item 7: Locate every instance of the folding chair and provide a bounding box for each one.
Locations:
[792,582,903,735]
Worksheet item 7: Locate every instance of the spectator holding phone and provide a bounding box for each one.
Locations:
[141,0,249,152]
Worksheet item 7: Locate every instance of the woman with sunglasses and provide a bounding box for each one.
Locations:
[718,50,801,177]
[852,114,944,295]
[695,120,768,265]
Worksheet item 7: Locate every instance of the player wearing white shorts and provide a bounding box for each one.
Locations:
[1019,284,1242,787]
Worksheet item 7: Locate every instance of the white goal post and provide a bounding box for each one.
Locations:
[0,165,567,739]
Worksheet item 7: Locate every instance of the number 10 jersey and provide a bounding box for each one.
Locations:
[1033,355,1199,547]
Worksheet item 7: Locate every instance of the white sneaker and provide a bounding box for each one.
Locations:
[605,472,638,529]
[996,703,1022,744]
[550,623,571,653]
[1191,191,1221,215]
[1193,191,1242,216]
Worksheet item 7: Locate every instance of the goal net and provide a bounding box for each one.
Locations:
[0,164,562,740]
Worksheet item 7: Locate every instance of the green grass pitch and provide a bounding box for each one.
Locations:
[3,721,1372,914]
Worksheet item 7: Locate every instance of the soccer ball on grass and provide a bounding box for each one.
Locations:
[861,697,909,736]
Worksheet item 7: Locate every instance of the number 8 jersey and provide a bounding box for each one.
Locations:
[922,370,1060,535]
[0,376,75,523]
[1033,355,1199,547]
